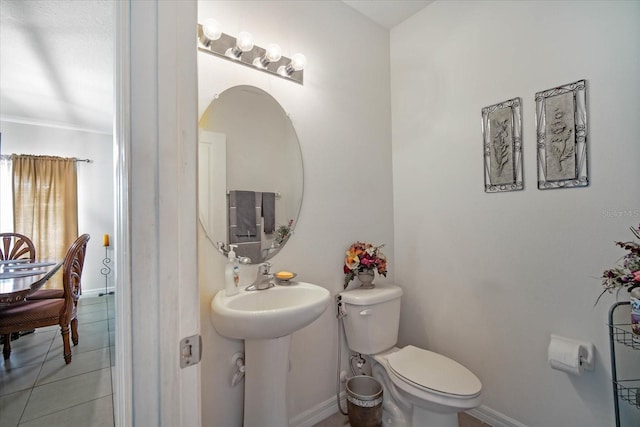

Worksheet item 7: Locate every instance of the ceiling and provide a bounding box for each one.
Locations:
[0,0,114,135]
[342,0,433,29]
[0,1,430,136]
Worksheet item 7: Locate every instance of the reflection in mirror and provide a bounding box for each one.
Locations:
[199,86,303,264]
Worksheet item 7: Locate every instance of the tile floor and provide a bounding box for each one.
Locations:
[313,410,492,427]
[0,295,115,427]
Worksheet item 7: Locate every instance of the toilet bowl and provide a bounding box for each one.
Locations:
[338,284,482,426]
[371,346,482,426]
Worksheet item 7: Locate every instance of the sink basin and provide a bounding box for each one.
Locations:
[211,281,330,340]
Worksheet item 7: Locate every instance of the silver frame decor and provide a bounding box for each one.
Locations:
[535,79,588,189]
[482,97,523,193]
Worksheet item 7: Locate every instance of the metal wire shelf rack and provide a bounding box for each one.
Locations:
[610,323,640,350]
[608,301,640,426]
[614,379,640,409]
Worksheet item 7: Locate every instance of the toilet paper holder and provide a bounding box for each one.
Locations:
[548,334,595,372]
[578,340,595,370]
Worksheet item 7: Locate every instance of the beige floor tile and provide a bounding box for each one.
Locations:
[1,331,56,370]
[18,395,114,427]
[76,309,109,324]
[21,367,112,422]
[1,296,113,426]
[0,363,42,396]
[36,324,59,333]
[36,347,111,386]
[79,296,105,307]
[78,319,110,335]
[312,410,492,427]
[76,301,107,316]
[0,390,31,427]
[312,411,349,426]
[46,330,110,362]
[458,412,492,427]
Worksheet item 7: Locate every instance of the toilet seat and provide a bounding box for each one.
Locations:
[386,345,481,398]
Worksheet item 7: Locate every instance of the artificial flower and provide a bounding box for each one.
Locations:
[343,241,387,287]
[597,224,640,305]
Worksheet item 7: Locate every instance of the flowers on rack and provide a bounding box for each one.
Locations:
[274,219,294,246]
[343,241,387,287]
[597,224,640,305]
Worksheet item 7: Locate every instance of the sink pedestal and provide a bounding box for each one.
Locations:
[244,335,291,427]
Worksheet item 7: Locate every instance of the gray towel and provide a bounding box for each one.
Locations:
[262,192,276,234]
[233,190,257,237]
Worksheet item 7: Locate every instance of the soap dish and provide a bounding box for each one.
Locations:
[275,272,297,284]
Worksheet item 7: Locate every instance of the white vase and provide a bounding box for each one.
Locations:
[357,269,375,289]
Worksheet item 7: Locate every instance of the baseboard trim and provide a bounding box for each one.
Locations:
[81,287,116,298]
[289,400,527,427]
[467,405,528,427]
[290,392,346,427]
[290,395,526,427]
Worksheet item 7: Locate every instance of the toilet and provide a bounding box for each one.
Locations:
[339,284,482,427]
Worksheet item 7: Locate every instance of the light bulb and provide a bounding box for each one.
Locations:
[226,31,254,59]
[290,53,306,71]
[236,32,254,52]
[278,52,307,77]
[265,44,282,62]
[202,19,222,41]
[254,43,283,68]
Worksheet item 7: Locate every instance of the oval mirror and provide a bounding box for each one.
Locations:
[198,85,303,264]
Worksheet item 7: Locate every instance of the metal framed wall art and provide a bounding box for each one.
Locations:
[482,97,523,193]
[535,79,588,189]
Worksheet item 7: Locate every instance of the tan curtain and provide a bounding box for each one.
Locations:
[12,155,78,289]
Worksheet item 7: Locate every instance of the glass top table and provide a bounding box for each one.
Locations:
[0,259,63,305]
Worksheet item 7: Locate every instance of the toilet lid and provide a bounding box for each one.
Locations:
[387,346,481,397]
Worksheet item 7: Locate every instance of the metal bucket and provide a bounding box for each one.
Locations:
[346,375,383,427]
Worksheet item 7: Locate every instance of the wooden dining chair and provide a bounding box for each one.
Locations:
[0,232,36,262]
[0,234,90,363]
[27,235,80,300]
[1,233,38,339]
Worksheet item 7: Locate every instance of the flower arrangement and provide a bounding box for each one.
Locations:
[343,241,387,287]
[274,219,294,246]
[596,224,640,305]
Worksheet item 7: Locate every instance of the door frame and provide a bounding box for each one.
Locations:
[113,1,201,425]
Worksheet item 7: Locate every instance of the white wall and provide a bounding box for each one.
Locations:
[391,1,640,426]
[197,1,393,425]
[0,121,114,295]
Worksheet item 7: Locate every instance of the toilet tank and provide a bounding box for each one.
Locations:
[339,284,403,355]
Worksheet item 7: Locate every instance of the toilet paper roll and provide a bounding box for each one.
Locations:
[547,334,587,376]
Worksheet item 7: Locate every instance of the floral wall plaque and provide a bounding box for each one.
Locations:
[482,97,523,193]
[535,79,588,189]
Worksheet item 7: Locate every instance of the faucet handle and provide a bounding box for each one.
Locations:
[216,241,229,256]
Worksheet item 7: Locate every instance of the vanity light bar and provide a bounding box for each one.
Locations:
[197,24,305,85]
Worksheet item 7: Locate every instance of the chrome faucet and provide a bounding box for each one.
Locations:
[247,262,274,291]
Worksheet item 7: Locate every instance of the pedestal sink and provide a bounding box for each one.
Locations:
[211,281,330,427]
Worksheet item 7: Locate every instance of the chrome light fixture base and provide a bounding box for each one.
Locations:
[197,24,304,85]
